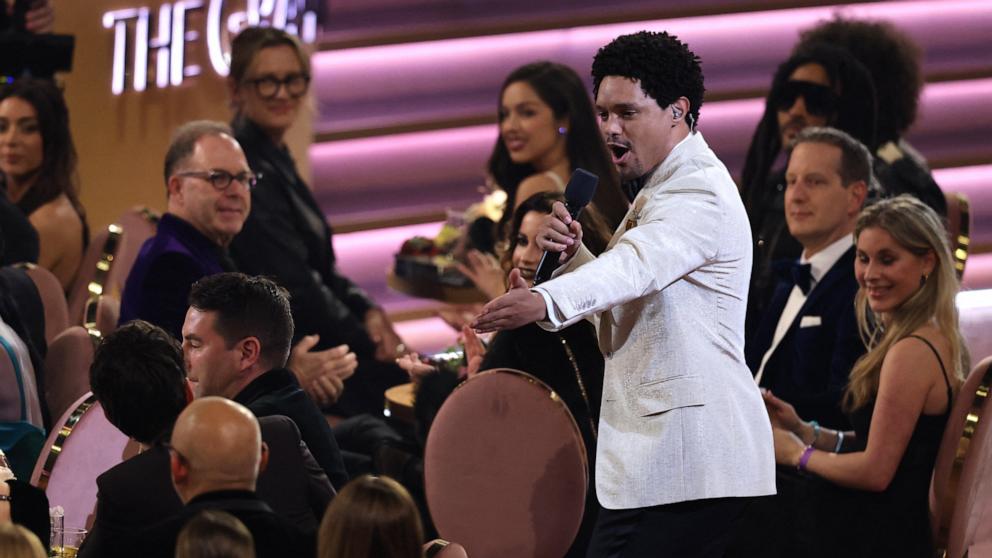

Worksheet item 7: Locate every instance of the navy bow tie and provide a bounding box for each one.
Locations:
[791,262,813,295]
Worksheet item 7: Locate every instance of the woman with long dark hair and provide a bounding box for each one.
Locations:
[460,62,626,300]
[488,61,627,236]
[0,78,88,288]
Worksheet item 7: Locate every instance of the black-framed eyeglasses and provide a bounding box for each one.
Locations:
[774,80,839,117]
[245,73,310,100]
[175,169,260,190]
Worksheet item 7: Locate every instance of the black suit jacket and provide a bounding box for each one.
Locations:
[745,246,865,429]
[79,415,332,558]
[131,490,314,558]
[234,368,349,489]
[229,118,374,356]
[228,119,408,417]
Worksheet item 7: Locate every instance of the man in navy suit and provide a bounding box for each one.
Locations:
[745,126,870,430]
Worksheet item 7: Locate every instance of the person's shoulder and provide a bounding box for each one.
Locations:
[885,326,951,377]
[28,195,82,237]
[515,172,563,206]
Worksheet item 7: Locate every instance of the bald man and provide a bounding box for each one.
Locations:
[131,398,315,558]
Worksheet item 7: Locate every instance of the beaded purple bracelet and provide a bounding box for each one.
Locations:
[797,445,815,472]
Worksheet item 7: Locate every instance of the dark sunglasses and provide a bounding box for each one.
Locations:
[774,81,839,117]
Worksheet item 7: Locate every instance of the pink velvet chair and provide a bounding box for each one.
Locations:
[43,327,96,424]
[18,263,70,344]
[106,207,160,301]
[67,225,118,327]
[930,355,992,557]
[30,393,137,531]
[423,368,587,558]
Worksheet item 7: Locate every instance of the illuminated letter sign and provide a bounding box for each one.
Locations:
[103,0,318,94]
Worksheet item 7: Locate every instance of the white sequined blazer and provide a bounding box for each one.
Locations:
[534,132,776,509]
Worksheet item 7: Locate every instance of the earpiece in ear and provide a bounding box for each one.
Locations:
[672,108,683,119]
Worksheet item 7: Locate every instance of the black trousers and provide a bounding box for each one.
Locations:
[586,496,753,558]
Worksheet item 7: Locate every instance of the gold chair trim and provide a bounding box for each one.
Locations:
[83,224,123,339]
[937,361,992,557]
[36,394,97,491]
[952,193,971,280]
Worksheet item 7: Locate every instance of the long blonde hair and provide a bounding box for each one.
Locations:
[843,195,966,411]
[0,523,46,558]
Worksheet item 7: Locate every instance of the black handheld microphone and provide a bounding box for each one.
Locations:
[532,168,599,285]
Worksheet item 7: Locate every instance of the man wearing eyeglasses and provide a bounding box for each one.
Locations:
[119,121,357,407]
[739,44,878,340]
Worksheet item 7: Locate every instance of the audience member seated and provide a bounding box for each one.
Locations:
[184,273,349,488]
[130,397,315,558]
[79,321,333,558]
[398,191,610,556]
[0,522,46,558]
[118,120,357,408]
[1,457,50,554]
[794,17,946,215]
[175,510,256,558]
[318,475,423,558]
[748,196,967,557]
[0,191,38,266]
[225,27,408,417]
[0,256,49,454]
[740,44,877,339]
[459,62,628,299]
[746,127,869,429]
[0,79,88,290]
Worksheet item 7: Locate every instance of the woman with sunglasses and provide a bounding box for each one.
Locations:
[740,43,877,337]
[227,27,409,417]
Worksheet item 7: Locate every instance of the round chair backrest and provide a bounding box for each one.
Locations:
[43,327,95,423]
[30,393,137,531]
[424,368,587,558]
[931,355,992,556]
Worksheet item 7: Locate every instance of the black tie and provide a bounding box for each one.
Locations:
[791,262,813,295]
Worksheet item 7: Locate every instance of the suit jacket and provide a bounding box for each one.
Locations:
[745,247,865,429]
[229,118,375,357]
[79,415,333,558]
[131,490,314,558]
[234,368,349,489]
[228,119,408,417]
[534,132,776,509]
[118,213,233,338]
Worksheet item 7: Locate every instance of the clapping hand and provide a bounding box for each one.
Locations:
[288,335,358,407]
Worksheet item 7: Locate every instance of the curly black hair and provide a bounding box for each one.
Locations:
[796,17,922,144]
[591,31,705,128]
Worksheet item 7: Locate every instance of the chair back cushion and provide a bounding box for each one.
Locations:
[21,264,69,344]
[931,355,992,556]
[43,327,95,423]
[424,369,586,558]
[30,393,137,531]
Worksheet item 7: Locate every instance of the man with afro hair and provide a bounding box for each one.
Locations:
[473,31,775,557]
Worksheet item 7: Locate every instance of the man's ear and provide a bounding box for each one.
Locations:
[847,180,868,215]
[238,337,263,371]
[672,96,691,123]
[166,175,184,201]
[258,441,269,475]
[170,450,188,486]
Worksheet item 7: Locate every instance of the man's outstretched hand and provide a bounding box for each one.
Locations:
[471,268,547,333]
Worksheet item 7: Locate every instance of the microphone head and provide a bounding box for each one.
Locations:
[564,168,599,209]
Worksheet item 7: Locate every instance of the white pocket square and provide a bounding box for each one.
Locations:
[799,316,822,328]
